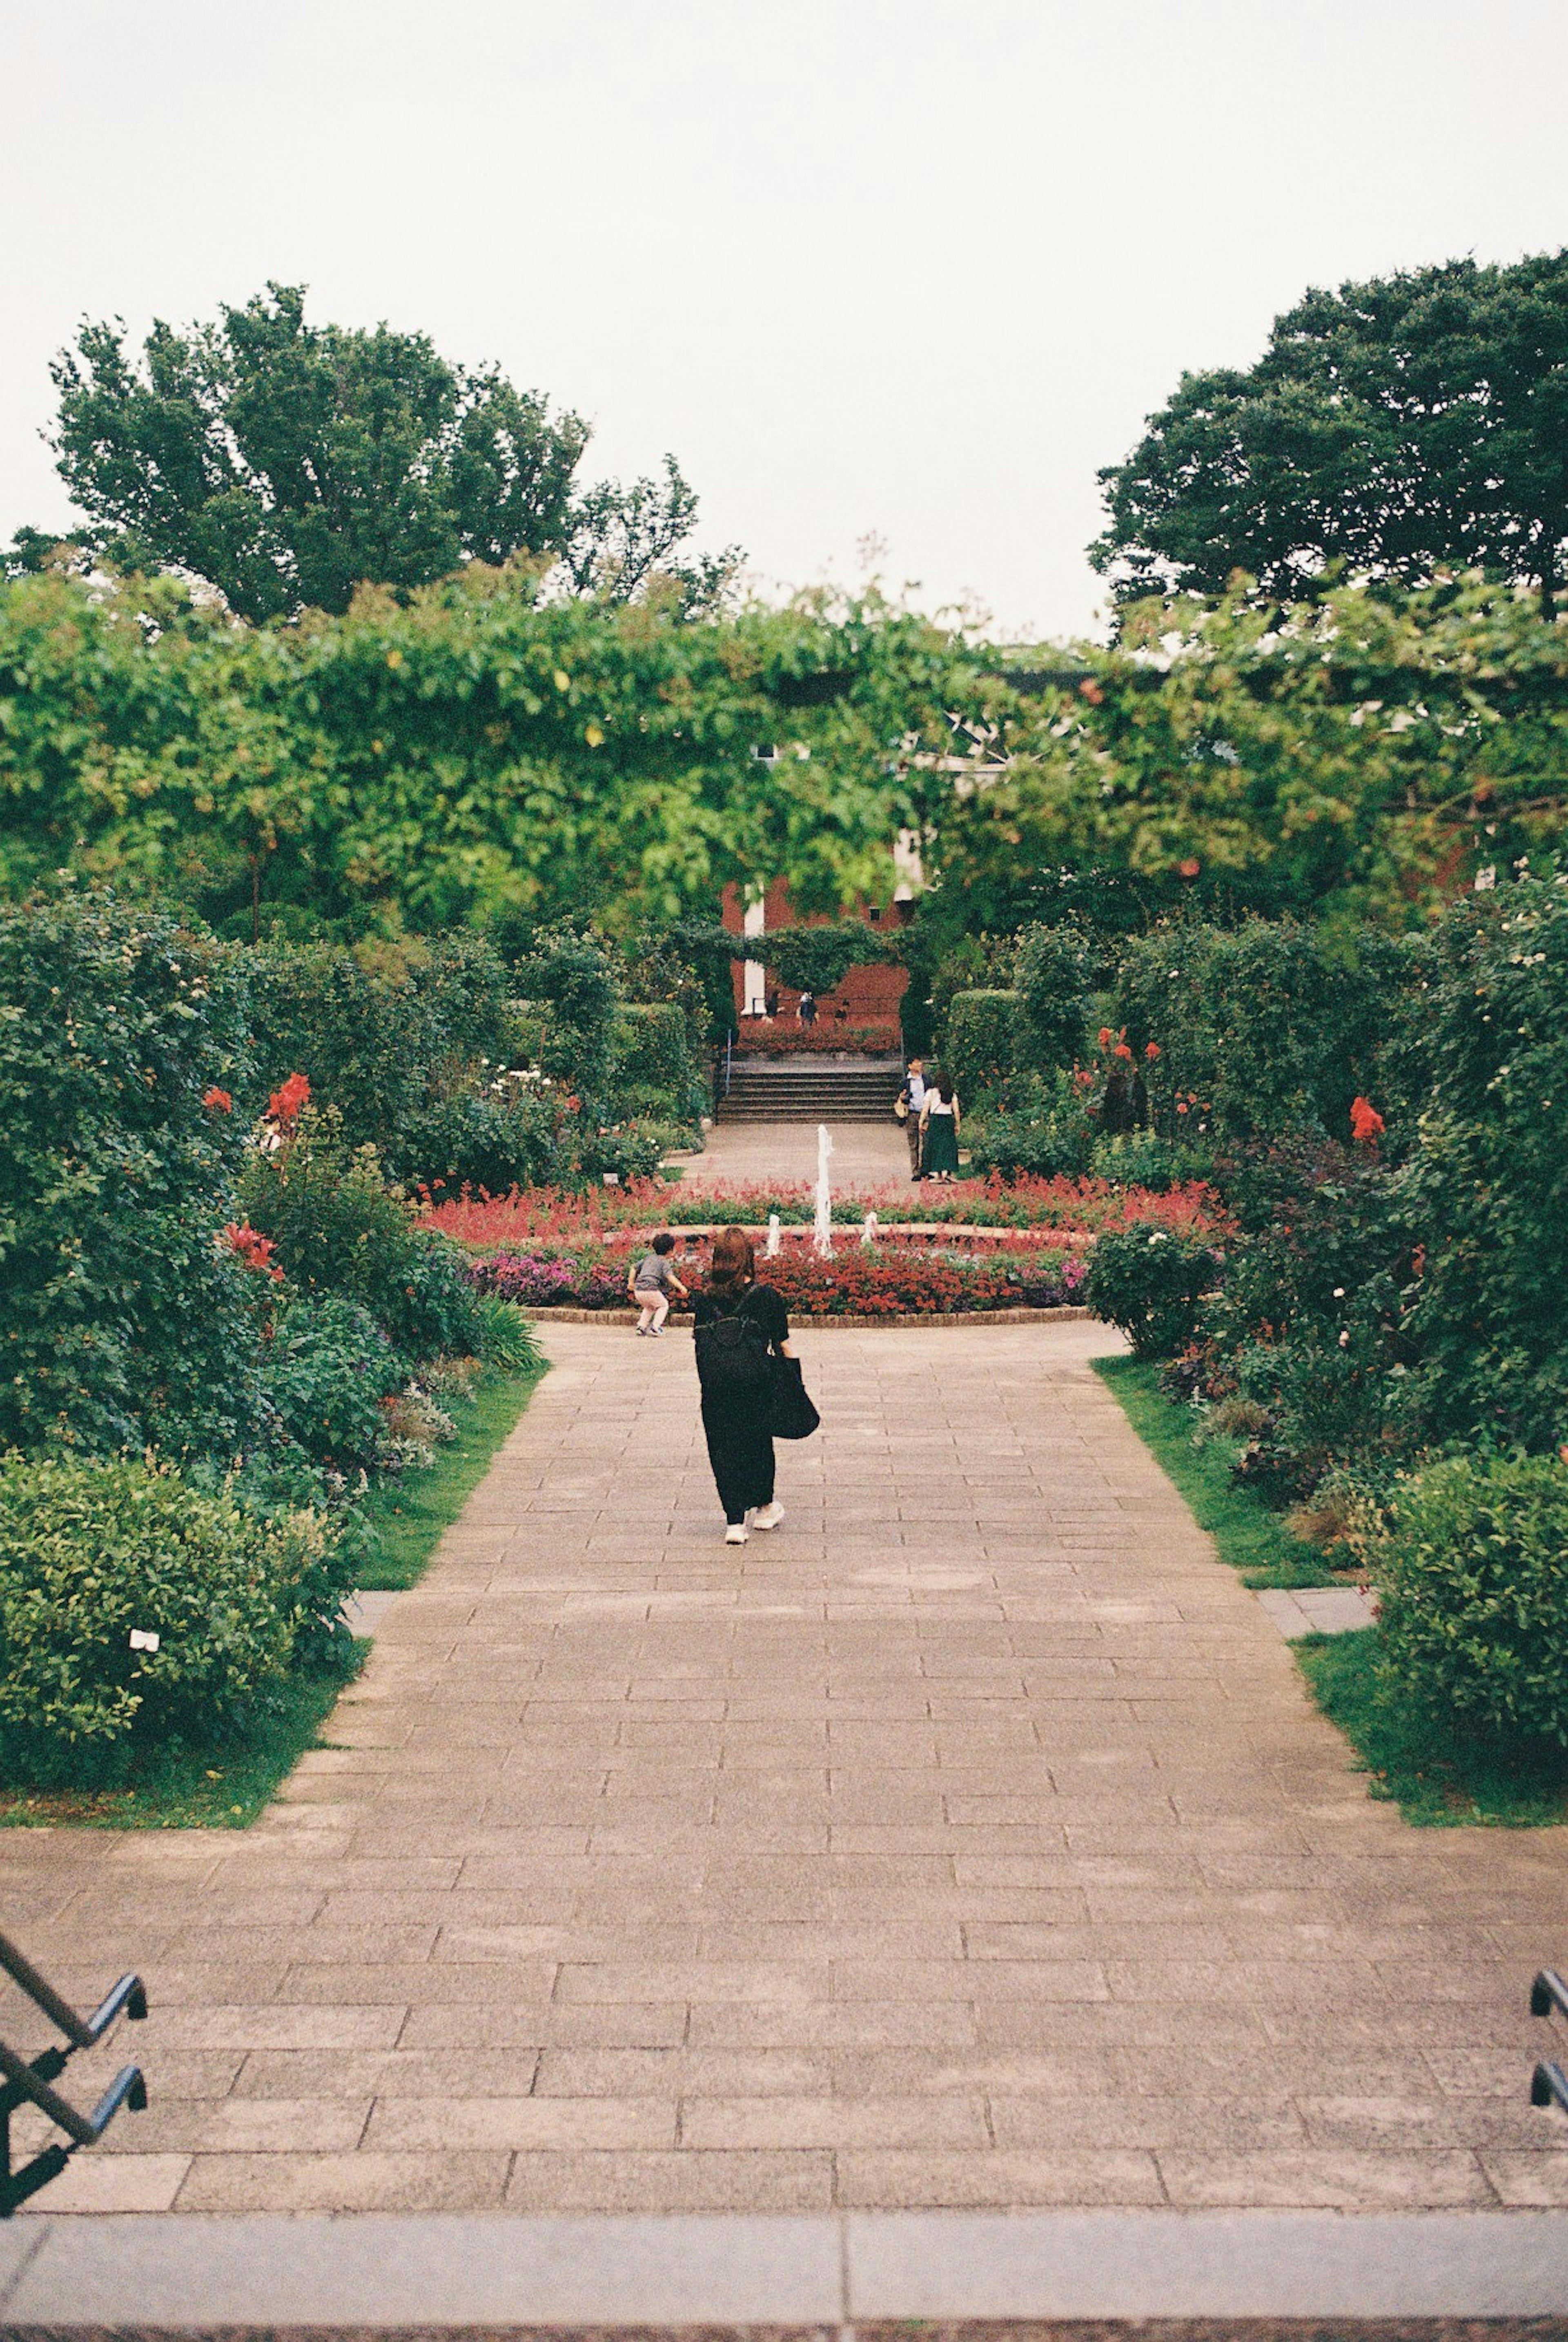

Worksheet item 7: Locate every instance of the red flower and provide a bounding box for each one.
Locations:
[223,1221,284,1282]
[202,1086,233,1113]
[1098,1027,1113,1048]
[1144,1042,1161,1062]
[1078,678,1105,705]
[1114,1042,1133,1060]
[1178,857,1201,879]
[1349,1096,1385,1145]
[268,1071,311,1125]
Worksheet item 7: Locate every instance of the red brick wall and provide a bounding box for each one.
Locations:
[719,883,909,1029]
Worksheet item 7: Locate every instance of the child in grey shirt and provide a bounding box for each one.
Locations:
[629,1231,688,1335]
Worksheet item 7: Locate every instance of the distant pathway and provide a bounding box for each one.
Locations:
[4,1315,1568,2215]
[674,1118,911,1191]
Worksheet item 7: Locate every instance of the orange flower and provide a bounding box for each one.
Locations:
[268,1072,311,1124]
[1178,857,1201,879]
[1349,1096,1385,1144]
[1144,1042,1160,1061]
[1114,1042,1133,1061]
[1098,1027,1113,1048]
[202,1086,233,1113]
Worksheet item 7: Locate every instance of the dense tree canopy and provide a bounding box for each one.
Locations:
[27,283,727,621]
[1092,252,1568,614]
[0,562,1560,945]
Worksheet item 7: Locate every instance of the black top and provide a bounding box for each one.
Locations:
[693,1281,789,1352]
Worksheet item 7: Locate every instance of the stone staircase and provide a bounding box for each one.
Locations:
[715,1052,904,1121]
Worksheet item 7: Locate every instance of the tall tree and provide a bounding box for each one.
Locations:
[38,283,730,621]
[1092,252,1568,614]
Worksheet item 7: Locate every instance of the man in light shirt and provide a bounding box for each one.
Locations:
[898,1057,928,1179]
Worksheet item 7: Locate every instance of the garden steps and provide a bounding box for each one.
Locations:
[716,1054,904,1121]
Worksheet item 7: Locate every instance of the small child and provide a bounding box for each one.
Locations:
[629,1231,688,1336]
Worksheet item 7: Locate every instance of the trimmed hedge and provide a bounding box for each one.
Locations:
[942,989,1025,1100]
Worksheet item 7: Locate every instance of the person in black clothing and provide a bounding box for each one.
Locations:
[693,1225,794,1546]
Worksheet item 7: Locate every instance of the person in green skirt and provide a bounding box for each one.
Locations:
[919,1077,961,1181]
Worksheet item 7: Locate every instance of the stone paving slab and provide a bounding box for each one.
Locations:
[4,1319,1568,2219]
[7,2209,1568,2324]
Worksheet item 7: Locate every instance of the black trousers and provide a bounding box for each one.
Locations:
[702,1398,776,1525]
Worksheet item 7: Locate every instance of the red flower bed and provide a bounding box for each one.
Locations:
[425,1172,1221,1251]
[469,1239,1087,1317]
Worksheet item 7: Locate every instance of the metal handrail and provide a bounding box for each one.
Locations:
[0,1929,148,2216]
[1531,1969,1568,2114]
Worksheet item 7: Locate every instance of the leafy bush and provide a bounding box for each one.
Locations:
[262,1295,405,1469]
[471,1294,546,1372]
[512,927,619,1096]
[388,1088,570,1196]
[0,1451,343,1780]
[1371,1454,1568,1747]
[1084,1224,1222,1358]
[943,989,1025,1101]
[610,1002,698,1104]
[1402,875,1568,1452]
[1113,920,1406,1149]
[1091,1130,1213,1191]
[0,891,265,1460]
[1015,923,1091,1070]
[969,1078,1095,1179]
[238,1115,482,1358]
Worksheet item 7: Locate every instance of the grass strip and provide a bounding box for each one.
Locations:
[1296,1628,1568,1828]
[0,1646,367,1832]
[358,1360,546,1591]
[1092,1355,1334,1589]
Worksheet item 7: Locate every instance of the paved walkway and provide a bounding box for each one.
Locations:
[673,1118,913,1190]
[4,1319,1568,2217]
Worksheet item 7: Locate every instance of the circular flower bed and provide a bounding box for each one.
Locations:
[469,1239,1086,1317]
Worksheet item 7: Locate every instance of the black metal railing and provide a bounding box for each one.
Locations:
[0,1931,148,2215]
[1530,1968,1568,2115]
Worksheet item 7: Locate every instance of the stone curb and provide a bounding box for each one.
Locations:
[530,1306,1094,1330]
[4,2210,1568,2325]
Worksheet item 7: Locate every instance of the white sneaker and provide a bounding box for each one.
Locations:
[751,1501,785,1532]
[724,1524,748,1546]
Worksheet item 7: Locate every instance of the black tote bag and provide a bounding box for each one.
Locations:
[766,1354,821,1440]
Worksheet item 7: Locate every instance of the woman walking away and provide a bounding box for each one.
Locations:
[694,1226,793,1545]
[920,1077,961,1182]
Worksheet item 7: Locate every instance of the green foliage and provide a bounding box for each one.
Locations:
[0,1451,343,1780]
[942,989,1025,1101]
[471,1297,546,1374]
[1114,920,1394,1148]
[359,1363,545,1593]
[1091,251,1568,610]
[1370,1454,1568,1749]
[968,1069,1095,1179]
[238,1115,481,1359]
[389,1089,570,1197]
[765,919,900,999]
[262,1294,404,1470]
[609,1001,701,1122]
[1014,923,1091,1069]
[513,926,619,1094]
[1403,875,1568,1451]
[1084,1223,1221,1359]
[0,890,264,1460]
[1091,1130,1212,1190]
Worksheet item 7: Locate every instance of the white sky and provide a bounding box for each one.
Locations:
[4,0,1567,641]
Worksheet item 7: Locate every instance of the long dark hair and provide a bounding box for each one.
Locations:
[708,1226,756,1294]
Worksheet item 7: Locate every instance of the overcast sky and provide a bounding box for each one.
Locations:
[5,1,1567,641]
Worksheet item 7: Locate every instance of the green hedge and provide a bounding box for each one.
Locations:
[942,989,1025,1100]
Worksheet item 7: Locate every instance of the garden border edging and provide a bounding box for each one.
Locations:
[532,1304,1093,1330]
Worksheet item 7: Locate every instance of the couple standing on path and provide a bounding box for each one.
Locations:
[898,1055,962,1181]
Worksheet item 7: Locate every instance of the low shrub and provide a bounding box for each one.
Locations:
[262,1295,405,1471]
[1370,1453,1568,1748]
[968,1070,1095,1179]
[390,1088,570,1196]
[471,1295,547,1373]
[1091,1130,1214,1192]
[239,1114,483,1359]
[0,1452,343,1782]
[1085,1224,1222,1358]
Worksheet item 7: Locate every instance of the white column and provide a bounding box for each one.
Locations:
[742,892,766,1016]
